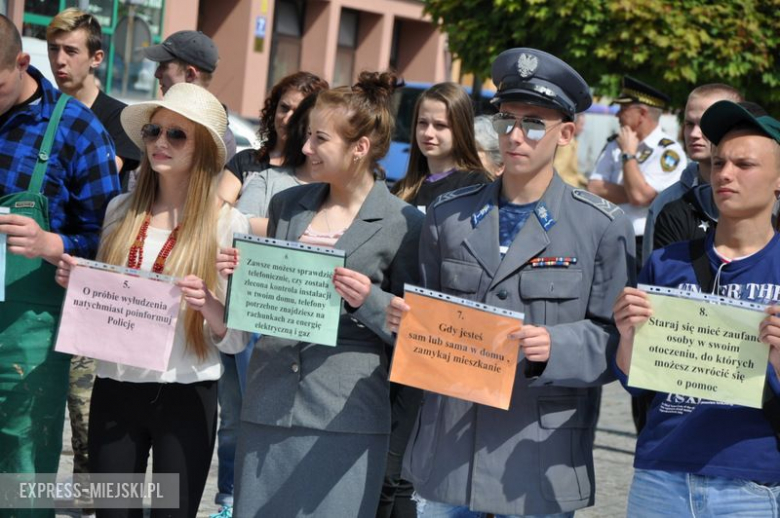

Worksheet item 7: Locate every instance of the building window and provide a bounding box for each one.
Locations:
[269,0,303,90]
[24,0,60,17]
[333,8,358,87]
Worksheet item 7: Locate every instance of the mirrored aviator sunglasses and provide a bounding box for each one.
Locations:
[141,123,188,148]
[491,113,549,142]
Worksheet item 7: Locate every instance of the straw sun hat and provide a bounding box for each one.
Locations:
[120,82,228,166]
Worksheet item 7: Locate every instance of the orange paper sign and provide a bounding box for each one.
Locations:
[390,286,523,410]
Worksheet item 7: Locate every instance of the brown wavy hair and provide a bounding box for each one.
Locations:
[256,71,328,162]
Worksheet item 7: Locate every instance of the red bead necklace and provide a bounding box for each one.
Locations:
[127,214,181,274]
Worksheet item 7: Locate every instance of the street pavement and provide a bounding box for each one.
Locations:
[55,380,636,517]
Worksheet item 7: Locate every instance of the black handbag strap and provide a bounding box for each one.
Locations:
[689,238,780,450]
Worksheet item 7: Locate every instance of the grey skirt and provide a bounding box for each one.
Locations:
[234,422,389,517]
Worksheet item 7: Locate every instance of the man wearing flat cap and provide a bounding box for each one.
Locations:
[143,30,236,162]
[588,76,687,265]
[612,100,780,516]
[387,48,634,517]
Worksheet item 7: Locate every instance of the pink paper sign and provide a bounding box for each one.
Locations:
[55,263,182,371]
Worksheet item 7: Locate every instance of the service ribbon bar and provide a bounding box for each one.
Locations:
[233,233,346,258]
[404,284,525,321]
[75,258,178,284]
[639,284,767,313]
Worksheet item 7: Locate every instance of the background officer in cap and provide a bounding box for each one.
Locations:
[387,48,634,517]
[143,30,236,162]
[588,76,687,265]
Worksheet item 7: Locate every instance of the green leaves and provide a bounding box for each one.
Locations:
[424,0,780,111]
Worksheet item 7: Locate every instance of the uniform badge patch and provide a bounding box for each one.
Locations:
[516,53,538,78]
[471,201,494,228]
[658,138,675,147]
[637,149,652,163]
[534,202,556,231]
[661,149,681,172]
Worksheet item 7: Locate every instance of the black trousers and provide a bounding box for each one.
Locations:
[376,382,423,518]
[88,377,218,518]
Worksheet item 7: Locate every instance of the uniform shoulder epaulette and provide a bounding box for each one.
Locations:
[607,133,618,142]
[571,189,623,220]
[658,138,676,147]
[432,183,487,208]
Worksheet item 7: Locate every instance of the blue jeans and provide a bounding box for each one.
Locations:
[215,336,257,506]
[412,494,574,518]
[628,468,780,517]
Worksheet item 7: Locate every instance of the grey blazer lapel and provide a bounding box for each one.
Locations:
[334,181,387,257]
[286,183,330,241]
[489,174,567,289]
[463,181,501,277]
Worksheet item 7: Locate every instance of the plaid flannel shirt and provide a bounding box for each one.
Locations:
[0,66,119,258]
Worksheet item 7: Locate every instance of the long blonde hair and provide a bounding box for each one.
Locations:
[98,114,221,360]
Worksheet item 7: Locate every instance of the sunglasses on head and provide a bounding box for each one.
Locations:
[491,113,562,142]
[141,123,188,147]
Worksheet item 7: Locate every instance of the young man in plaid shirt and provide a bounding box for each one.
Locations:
[0,14,118,486]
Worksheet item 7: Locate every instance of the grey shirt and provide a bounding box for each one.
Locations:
[235,165,301,218]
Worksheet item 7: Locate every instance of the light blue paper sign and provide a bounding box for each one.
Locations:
[0,207,8,302]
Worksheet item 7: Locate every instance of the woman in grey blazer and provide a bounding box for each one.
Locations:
[230,71,424,518]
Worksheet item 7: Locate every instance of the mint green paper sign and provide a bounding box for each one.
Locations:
[0,207,8,302]
[226,234,345,346]
[629,285,769,409]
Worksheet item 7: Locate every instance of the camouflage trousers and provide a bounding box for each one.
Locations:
[67,355,95,475]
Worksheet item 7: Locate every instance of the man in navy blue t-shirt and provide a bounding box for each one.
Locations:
[613,100,780,516]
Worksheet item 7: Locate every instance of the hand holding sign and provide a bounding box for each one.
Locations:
[759,305,780,380]
[510,325,551,362]
[217,247,239,278]
[55,253,79,288]
[332,267,371,308]
[613,286,654,373]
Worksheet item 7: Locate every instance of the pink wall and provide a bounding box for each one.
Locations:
[161,0,448,116]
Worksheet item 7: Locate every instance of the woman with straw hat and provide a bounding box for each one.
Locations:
[56,82,249,517]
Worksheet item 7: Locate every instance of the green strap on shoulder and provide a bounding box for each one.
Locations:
[28,93,71,194]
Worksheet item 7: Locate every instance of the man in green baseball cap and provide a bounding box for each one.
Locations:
[612,99,780,516]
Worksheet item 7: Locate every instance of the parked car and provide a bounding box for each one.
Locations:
[228,112,260,153]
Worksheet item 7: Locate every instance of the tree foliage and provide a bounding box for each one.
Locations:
[425,0,780,112]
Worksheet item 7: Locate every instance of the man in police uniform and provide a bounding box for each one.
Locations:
[387,48,634,517]
[588,76,687,265]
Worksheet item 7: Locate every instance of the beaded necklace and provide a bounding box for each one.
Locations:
[127,214,180,274]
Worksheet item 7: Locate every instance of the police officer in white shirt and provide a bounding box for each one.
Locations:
[588,76,686,265]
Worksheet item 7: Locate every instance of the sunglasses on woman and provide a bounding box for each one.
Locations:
[141,124,188,147]
[491,113,563,142]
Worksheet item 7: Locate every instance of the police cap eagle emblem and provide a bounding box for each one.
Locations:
[516,53,538,78]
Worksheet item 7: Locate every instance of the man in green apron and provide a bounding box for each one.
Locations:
[0,15,119,515]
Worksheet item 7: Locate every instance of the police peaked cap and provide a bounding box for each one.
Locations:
[612,76,670,109]
[491,48,592,117]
